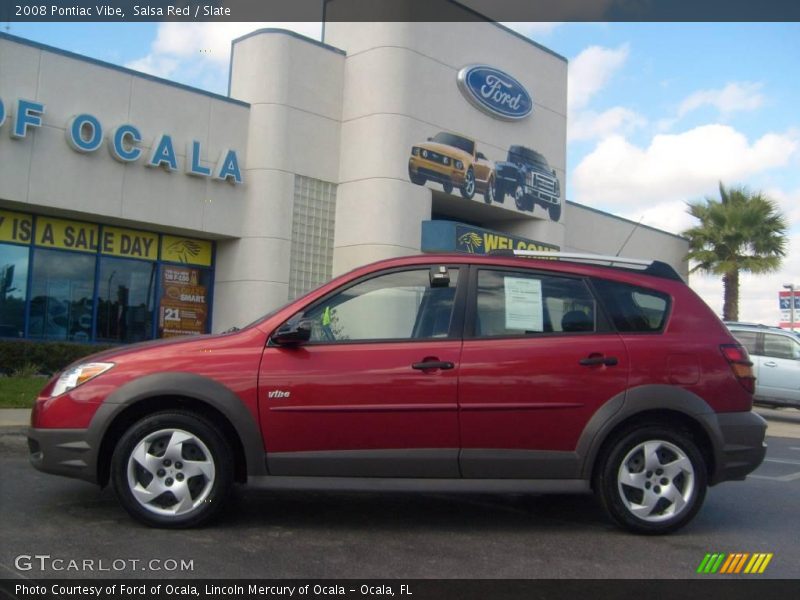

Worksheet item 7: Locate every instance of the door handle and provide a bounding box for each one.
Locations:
[579,355,618,367]
[412,360,455,371]
[763,361,778,368]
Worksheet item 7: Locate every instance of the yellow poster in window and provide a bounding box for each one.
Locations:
[35,217,99,253]
[0,210,33,245]
[100,226,158,261]
[160,235,212,267]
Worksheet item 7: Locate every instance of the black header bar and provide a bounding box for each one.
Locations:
[2,0,800,23]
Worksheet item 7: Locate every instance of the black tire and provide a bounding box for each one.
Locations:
[443,182,453,195]
[483,177,496,204]
[495,181,507,202]
[548,201,562,221]
[513,184,528,211]
[112,411,234,528]
[460,168,475,199]
[408,167,425,186]
[594,425,707,535]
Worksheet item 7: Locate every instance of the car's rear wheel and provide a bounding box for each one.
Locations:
[112,411,233,528]
[594,425,707,534]
[460,168,475,199]
[483,177,496,204]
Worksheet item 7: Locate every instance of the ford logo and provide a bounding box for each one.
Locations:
[457,65,533,121]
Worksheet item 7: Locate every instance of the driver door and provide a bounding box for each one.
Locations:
[259,266,464,478]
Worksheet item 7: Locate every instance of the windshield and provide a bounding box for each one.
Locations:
[432,132,474,155]
[509,146,549,169]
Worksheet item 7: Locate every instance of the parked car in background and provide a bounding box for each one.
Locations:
[408,132,496,202]
[725,322,800,408]
[495,145,561,220]
[29,252,765,533]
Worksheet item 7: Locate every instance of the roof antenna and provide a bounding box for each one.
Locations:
[616,216,644,256]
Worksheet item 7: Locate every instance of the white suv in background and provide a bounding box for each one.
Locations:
[726,322,800,408]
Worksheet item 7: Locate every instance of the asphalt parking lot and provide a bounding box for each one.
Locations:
[1,406,799,580]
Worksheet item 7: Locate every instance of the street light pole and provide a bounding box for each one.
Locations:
[784,283,797,331]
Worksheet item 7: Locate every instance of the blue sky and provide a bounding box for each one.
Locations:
[5,21,800,324]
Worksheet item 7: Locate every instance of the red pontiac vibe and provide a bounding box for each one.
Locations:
[28,252,766,533]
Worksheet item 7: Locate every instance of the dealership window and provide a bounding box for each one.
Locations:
[96,257,157,344]
[0,243,29,338]
[475,270,596,336]
[289,175,336,299]
[28,248,96,342]
[0,209,215,343]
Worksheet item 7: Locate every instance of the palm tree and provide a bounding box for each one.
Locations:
[683,182,788,321]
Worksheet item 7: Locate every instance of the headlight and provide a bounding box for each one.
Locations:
[443,156,450,165]
[422,150,428,158]
[51,362,115,397]
[455,160,464,170]
[412,147,419,156]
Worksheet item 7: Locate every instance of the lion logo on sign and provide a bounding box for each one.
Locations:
[457,232,483,254]
[167,239,202,264]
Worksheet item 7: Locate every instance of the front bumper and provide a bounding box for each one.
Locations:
[524,184,559,205]
[408,157,466,186]
[28,427,97,484]
[707,411,767,484]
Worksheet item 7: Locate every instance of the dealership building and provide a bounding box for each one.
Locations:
[0,17,688,343]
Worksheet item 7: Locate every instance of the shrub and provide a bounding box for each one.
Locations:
[0,340,116,376]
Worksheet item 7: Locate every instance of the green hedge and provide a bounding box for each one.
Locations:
[0,340,116,376]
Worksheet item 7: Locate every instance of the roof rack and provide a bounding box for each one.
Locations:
[488,250,684,281]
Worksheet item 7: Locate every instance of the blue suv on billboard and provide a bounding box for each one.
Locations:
[495,145,562,221]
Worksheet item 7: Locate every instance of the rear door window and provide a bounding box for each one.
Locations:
[474,269,597,337]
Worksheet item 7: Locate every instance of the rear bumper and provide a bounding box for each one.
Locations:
[707,411,767,484]
[27,427,97,484]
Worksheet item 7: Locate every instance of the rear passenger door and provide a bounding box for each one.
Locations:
[756,332,800,404]
[457,267,629,478]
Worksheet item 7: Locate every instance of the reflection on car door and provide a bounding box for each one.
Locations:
[457,268,630,478]
[259,267,464,478]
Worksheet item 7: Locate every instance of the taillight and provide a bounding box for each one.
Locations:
[721,344,755,393]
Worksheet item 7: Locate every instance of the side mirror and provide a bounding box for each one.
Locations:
[427,137,433,141]
[272,318,313,346]
[476,152,486,160]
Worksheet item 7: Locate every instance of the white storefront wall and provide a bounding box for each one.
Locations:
[0,22,688,338]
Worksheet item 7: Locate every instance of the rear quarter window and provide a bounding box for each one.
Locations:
[592,279,670,333]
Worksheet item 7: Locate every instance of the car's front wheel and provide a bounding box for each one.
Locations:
[513,184,528,211]
[594,425,707,534]
[460,168,475,199]
[548,201,562,221]
[112,411,233,528]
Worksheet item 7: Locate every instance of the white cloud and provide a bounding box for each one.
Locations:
[572,124,798,215]
[566,44,641,142]
[678,81,765,118]
[125,23,322,93]
[568,44,629,112]
[568,106,646,142]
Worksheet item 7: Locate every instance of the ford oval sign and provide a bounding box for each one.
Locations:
[457,65,533,121]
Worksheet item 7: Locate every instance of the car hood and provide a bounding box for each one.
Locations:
[62,332,233,369]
